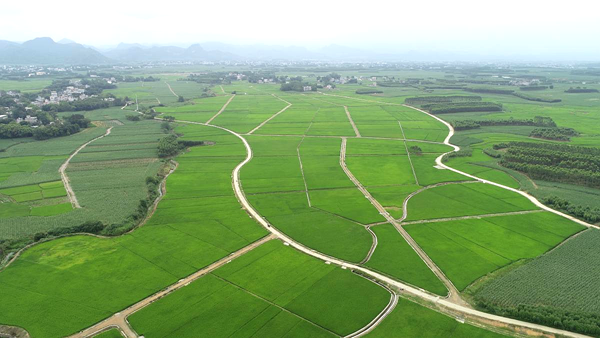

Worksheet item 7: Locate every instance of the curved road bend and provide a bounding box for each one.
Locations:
[74,114,592,338]
[338,138,466,306]
[60,127,113,208]
[217,121,590,338]
[402,104,599,231]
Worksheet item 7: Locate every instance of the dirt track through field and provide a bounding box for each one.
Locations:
[398,121,419,185]
[401,209,544,225]
[247,94,292,134]
[339,137,465,305]
[71,234,276,338]
[165,82,178,97]
[60,127,113,208]
[344,106,361,137]
[206,94,236,124]
[70,99,594,338]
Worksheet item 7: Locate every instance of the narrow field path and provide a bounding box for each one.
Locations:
[219,85,225,94]
[360,227,378,264]
[297,136,312,207]
[339,138,465,305]
[398,121,419,185]
[206,94,236,124]
[345,280,398,337]
[402,104,600,231]
[344,106,361,137]
[247,94,292,134]
[402,209,544,225]
[72,113,594,338]
[165,82,178,97]
[71,234,277,338]
[60,127,113,208]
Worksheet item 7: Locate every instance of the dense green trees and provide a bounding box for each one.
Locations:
[405,96,482,105]
[0,123,33,139]
[475,301,600,336]
[529,127,579,141]
[565,87,599,93]
[451,116,557,131]
[423,102,502,114]
[355,89,383,94]
[498,142,600,188]
[157,135,180,158]
[542,196,600,223]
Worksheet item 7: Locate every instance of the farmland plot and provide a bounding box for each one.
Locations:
[129,240,391,337]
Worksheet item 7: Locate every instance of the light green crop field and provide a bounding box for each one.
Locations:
[0,68,596,338]
[405,212,584,290]
[366,298,506,337]
[210,93,288,133]
[405,182,537,221]
[130,240,391,337]
[366,224,447,295]
[0,123,267,337]
[155,94,232,123]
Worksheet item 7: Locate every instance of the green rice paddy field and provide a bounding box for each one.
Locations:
[1,69,597,337]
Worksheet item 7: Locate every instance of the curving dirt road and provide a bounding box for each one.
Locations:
[70,103,594,338]
[402,104,599,231]
[60,127,113,208]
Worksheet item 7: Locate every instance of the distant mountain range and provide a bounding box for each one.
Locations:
[0,37,591,65]
[0,37,415,65]
[0,37,110,65]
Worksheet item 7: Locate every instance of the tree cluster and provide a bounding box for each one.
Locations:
[475,301,600,336]
[529,127,579,141]
[498,142,600,188]
[422,102,502,114]
[451,116,557,131]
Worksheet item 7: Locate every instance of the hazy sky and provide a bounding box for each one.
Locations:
[2,0,600,56]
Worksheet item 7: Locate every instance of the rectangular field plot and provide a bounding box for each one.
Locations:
[247,192,373,262]
[405,182,537,221]
[366,298,505,338]
[347,105,403,138]
[405,212,584,290]
[129,240,391,337]
[346,155,416,186]
[309,188,385,224]
[155,95,233,123]
[210,94,288,133]
[366,224,447,295]
[346,138,406,155]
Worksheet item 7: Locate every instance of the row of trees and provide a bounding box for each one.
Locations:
[423,102,502,114]
[41,96,125,113]
[542,195,600,223]
[512,92,561,103]
[451,116,558,131]
[565,87,599,93]
[475,301,600,336]
[0,114,91,140]
[405,95,481,105]
[529,127,579,141]
[498,142,600,188]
